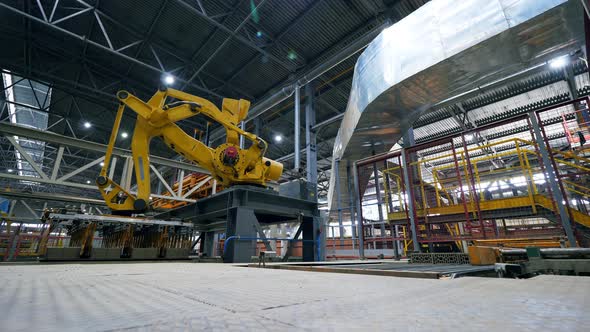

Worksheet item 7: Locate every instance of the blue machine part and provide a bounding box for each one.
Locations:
[0,198,9,213]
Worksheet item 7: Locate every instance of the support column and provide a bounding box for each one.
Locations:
[402,129,420,252]
[253,117,262,137]
[294,85,301,171]
[372,161,386,248]
[564,64,579,100]
[347,161,357,241]
[302,216,321,262]
[352,162,365,258]
[305,83,317,185]
[453,195,469,253]
[383,160,399,259]
[334,159,344,245]
[529,112,576,247]
[224,207,258,263]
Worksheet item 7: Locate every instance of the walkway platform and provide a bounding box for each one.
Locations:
[388,194,590,227]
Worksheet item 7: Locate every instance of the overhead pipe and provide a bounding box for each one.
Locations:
[245,86,297,120]
[311,113,344,130]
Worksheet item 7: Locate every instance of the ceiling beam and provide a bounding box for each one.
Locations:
[0,122,209,174]
[0,2,223,99]
[174,0,296,73]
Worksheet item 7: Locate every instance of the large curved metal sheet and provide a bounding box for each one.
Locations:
[328,0,585,218]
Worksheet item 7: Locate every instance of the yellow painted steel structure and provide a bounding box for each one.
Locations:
[383,137,590,229]
[388,194,590,227]
[96,88,283,213]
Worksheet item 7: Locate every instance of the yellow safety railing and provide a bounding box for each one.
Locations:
[381,137,590,242]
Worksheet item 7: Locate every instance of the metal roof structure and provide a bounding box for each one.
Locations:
[0,0,588,210]
[0,0,428,199]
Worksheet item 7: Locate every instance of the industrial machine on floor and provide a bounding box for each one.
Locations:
[39,88,321,263]
[495,247,590,277]
[468,245,590,277]
[96,87,282,214]
[38,208,194,261]
[156,184,323,263]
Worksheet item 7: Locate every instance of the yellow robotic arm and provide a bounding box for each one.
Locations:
[96,87,283,213]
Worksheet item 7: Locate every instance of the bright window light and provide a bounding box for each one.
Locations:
[274,134,283,142]
[121,132,129,138]
[549,56,568,69]
[83,121,92,129]
[465,134,474,140]
[163,74,175,85]
[3,71,50,181]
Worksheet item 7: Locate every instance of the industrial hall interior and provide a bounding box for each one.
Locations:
[1,0,590,330]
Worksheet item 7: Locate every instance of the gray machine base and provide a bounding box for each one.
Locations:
[157,185,323,263]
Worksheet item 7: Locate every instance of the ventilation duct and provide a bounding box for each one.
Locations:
[327,0,585,218]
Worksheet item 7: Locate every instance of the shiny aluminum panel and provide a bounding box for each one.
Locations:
[328,0,584,217]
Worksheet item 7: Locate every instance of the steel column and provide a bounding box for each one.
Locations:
[347,160,357,241]
[294,85,301,170]
[529,112,577,246]
[460,133,486,238]
[372,161,386,247]
[334,159,344,245]
[305,83,317,185]
[253,117,262,137]
[402,129,420,252]
[383,159,399,258]
[352,162,365,258]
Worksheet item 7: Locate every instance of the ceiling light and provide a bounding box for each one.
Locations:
[549,56,568,69]
[121,132,129,138]
[7,169,13,173]
[83,121,92,129]
[256,31,263,38]
[274,134,283,142]
[99,162,105,167]
[86,180,91,184]
[163,74,175,85]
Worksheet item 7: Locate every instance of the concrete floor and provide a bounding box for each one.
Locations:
[1,262,589,331]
